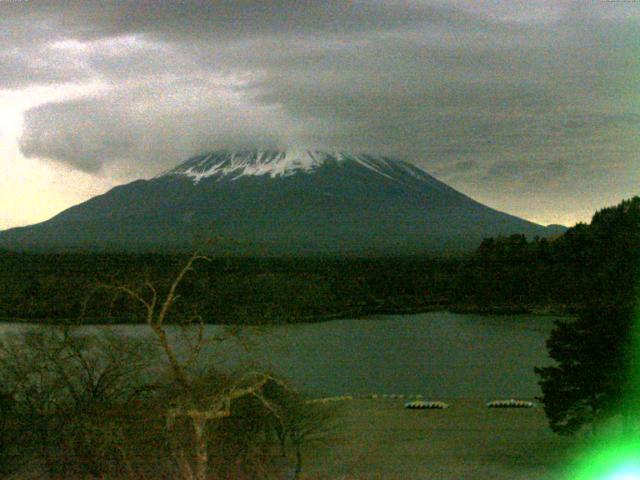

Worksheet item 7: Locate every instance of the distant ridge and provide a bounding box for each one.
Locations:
[0,150,564,254]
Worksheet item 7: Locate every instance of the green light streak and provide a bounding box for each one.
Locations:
[567,437,640,480]
[563,286,640,479]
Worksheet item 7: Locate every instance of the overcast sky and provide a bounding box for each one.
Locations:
[1,0,639,229]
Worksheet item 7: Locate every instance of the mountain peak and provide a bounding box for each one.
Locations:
[0,148,563,254]
[160,149,413,183]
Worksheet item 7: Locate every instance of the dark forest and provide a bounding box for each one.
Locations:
[2,197,638,325]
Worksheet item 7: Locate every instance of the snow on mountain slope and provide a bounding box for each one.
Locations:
[160,150,433,184]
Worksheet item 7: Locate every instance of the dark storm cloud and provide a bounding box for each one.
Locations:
[0,0,487,41]
[5,0,640,211]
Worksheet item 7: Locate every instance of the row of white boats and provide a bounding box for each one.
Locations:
[405,399,535,409]
[307,395,535,409]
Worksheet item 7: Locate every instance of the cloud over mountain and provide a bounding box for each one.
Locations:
[2,0,639,224]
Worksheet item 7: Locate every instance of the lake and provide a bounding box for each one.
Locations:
[246,312,560,398]
[0,312,561,399]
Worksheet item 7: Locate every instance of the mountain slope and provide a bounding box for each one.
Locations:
[0,150,563,254]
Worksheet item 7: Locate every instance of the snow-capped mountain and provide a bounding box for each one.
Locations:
[0,150,564,254]
[160,150,439,184]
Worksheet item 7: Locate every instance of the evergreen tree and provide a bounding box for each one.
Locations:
[535,305,635,435]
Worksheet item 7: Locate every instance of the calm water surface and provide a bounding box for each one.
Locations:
[1,312,560,399]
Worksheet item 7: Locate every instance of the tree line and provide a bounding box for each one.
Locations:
[2,193,637,324]
[0,252,458,324]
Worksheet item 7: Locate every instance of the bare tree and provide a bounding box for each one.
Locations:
[0,327,159,479]
[0,249,337,479]
[94,251,292,480]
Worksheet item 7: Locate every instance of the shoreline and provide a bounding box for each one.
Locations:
[0,304,577,326]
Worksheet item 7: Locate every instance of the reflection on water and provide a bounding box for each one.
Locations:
[0,312,561,398]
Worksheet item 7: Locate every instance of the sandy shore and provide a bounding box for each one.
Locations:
[302,399,578,480]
